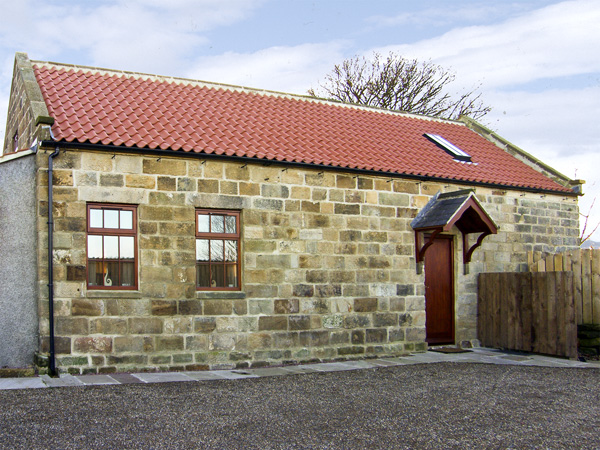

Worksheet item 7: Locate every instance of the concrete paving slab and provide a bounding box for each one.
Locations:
[500,355,534,362]
[309,362,359,372]
[0,377,46,390]
[210,370,259,380]
[404,354,449,363]
[470,350,504,356]
[522,359,589,368]
[527,356,587,368]
[183,371,229,381]
[284,365,321,374]
[132,372,195,383]
[247,367,294,377]
[526,360,573,368]
[342,360,378,369]
[377,357,420,365]
[41,374,85,388]
[109,373,145,384]
[76,374,120,385]
[368,359,403,367]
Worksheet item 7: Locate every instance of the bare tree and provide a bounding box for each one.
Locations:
[308,52,491,120]
[580,197,600,246]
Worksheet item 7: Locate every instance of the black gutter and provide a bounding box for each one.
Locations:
[40,141,581,198]
[47,146,60,377]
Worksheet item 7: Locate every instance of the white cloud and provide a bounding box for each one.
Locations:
[0,0,265,144]
[185,42,349,94]
[486,86,600,159]
[0,0,266,73]
[375,0,600,89]
[366,3,533,29]
[485,86,600,242]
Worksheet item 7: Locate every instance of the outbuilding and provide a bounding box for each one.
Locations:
[0,53,581,373]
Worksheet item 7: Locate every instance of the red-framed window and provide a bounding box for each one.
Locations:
[196,209,241,291]
[86,203,137,290]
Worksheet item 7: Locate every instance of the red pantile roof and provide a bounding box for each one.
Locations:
[33,62,571,193]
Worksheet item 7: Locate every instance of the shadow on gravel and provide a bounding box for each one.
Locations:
[1,363,599,449]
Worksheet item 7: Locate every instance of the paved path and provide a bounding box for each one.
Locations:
[1,347,597,390]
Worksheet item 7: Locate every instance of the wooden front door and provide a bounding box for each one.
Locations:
[424,235,455,344]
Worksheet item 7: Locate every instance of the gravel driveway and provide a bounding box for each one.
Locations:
[1,362,599,449]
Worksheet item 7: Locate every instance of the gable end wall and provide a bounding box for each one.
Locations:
[2,53,53,155]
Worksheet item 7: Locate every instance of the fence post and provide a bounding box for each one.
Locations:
[582,249,592,323]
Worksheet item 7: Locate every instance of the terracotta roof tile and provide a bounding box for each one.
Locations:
[32,63,571,193]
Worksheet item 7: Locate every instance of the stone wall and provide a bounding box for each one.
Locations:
[0,152,39,367]
[2,53,53,155]
[454,188,580,341]
[34,149,580,374]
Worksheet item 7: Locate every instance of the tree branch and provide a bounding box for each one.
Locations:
[308,52,491,121]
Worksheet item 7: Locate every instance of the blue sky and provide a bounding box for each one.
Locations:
[1,0,599,239]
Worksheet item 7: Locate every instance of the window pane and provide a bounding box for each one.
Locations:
[90,209,103,228]
[121,262,135,286]
[212,264,225,287]
[197,264,210,287]
[88,261,103,286]
[120,210,133,229]
[104,262,118,286]
[120,236,134,259]
[196,239,209,261]
[225,215,236,234]
[197,214,209,233]
[211,240,224,262]
[88,235,103,259]
[104,236,119,259]
[195,209,240,291]
[225,240,237,262]
[211,215,224,233]
[225,264,238,288]
[104,210,119,229]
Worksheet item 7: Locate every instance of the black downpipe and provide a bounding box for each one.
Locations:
[47,147,60,377]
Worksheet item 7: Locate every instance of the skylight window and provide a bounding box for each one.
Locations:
[424,133,471,162]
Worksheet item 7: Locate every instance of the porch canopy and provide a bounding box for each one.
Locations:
[411,190,498,265]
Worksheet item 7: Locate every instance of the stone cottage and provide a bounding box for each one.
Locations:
[0,52,581,374]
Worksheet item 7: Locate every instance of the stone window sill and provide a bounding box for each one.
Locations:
[196,291,246,299]
[86,290,142,299]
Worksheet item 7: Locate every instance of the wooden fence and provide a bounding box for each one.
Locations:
[529,249,600,325]
[478,271,577,358]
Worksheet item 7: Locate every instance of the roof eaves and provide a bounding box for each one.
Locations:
[40,139,579,196]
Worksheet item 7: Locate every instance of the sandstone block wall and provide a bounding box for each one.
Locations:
[34,149,580,373]
[2,53,53,155]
